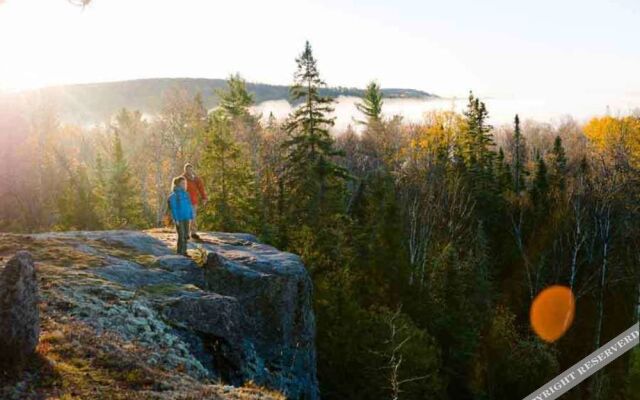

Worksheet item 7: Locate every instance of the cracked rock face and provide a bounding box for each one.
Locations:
[25,229,318,399]
[204,251,318,400]
[0,251,40,370]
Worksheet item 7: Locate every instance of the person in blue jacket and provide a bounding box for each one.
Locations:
[168,176,194,256]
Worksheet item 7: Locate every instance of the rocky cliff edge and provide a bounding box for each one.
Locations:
[0,229,318,400]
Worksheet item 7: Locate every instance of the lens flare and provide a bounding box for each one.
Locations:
[530,285,575,342]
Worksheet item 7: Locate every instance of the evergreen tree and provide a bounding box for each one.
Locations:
[214,73,266,232]
[530,150,550,211]
[54,151,102,230]
[627,348,640,399]
[217,73,254,118]
[460,92,501,224]
[106,131,142,227]
[283,41,348,225]
[462,91,495,168]
[215,74,260,165]
[92,153,109,224]
[114,108,155,223]
[356,81,384,126]
[472,306,559,400]
[423,222,492,399]
[258,112,289,245]
[496,147,512,190]
[200,110,255,232]
[550,135,568,191]
[349,170,408,302]
[512,114,527,193]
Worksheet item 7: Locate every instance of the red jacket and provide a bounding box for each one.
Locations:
[182,174,207,206]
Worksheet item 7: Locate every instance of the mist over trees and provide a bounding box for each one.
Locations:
[0,41,638,400]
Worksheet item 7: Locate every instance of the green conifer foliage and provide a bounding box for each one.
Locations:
[512,114,527,193]
[106,131,142,227]
[200,110,255,232]
[550,135,568,191]
[356,81,384,125]
[283,41,348,225]
[217,73,255,118]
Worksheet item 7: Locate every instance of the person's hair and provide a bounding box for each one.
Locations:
[183,163,193,172]
[172,176,186,191]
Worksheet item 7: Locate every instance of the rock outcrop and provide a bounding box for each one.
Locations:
[2,230,317,399]
[204,251,317,399]
[0,251,40,369]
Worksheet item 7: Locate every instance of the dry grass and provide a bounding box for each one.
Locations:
[1,315,154,399]
[0,234,104,270]
[1,309,284,399]
[0,233,284,400]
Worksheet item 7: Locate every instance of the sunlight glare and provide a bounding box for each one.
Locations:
[530,285,576,343]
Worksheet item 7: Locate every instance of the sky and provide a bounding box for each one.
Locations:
[1,0,639,105]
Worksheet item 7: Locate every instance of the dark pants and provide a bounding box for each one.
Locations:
[175,220,190,255]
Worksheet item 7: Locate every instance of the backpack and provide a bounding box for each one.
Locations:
[163,197,172,226]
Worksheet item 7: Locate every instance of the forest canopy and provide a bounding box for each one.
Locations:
[0,41,638,400]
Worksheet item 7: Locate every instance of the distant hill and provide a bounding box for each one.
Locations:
[18,78,437,124]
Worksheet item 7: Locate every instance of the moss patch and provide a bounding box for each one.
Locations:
[1,313,283,399]
[139,283,201,297]
[132,254,157,267]
[0,234,161,272]
[0,235,104,270]
[1,316,154,399]
[0,231,286,399]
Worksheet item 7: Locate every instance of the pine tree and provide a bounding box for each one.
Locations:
[460,92,500,223]
[462,92,494,168]
[530,150,549,211]
[356,81,384,126]
[217,73,254,118]
[93,153,109,224]
[550,135,568,191]
[215,74,260,166]
[53,149,102,230]
[495,147,512,190]
[512,114,526,193]
[283,41,348,224]
[214,73,266,232]
[200,110,255,232]
[69,164,101,229]
[106,131,142,227]
[258,112,289,245]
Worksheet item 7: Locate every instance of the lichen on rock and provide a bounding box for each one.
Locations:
[0,251,40,370]
[0,230,318,399]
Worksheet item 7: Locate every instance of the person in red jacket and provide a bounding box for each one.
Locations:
[182,163,208,240]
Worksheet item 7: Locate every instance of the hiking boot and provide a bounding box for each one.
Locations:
[191,233,201,240]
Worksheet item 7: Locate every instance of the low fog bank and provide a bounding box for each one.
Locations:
[252,94,640,132]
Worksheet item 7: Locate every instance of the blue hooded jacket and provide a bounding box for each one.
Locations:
[168,187,194,222]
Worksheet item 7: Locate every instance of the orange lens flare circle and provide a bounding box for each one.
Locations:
[530,285,575,343]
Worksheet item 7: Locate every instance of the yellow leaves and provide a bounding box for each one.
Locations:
[406,110,463,157]
[584,115,640,167]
